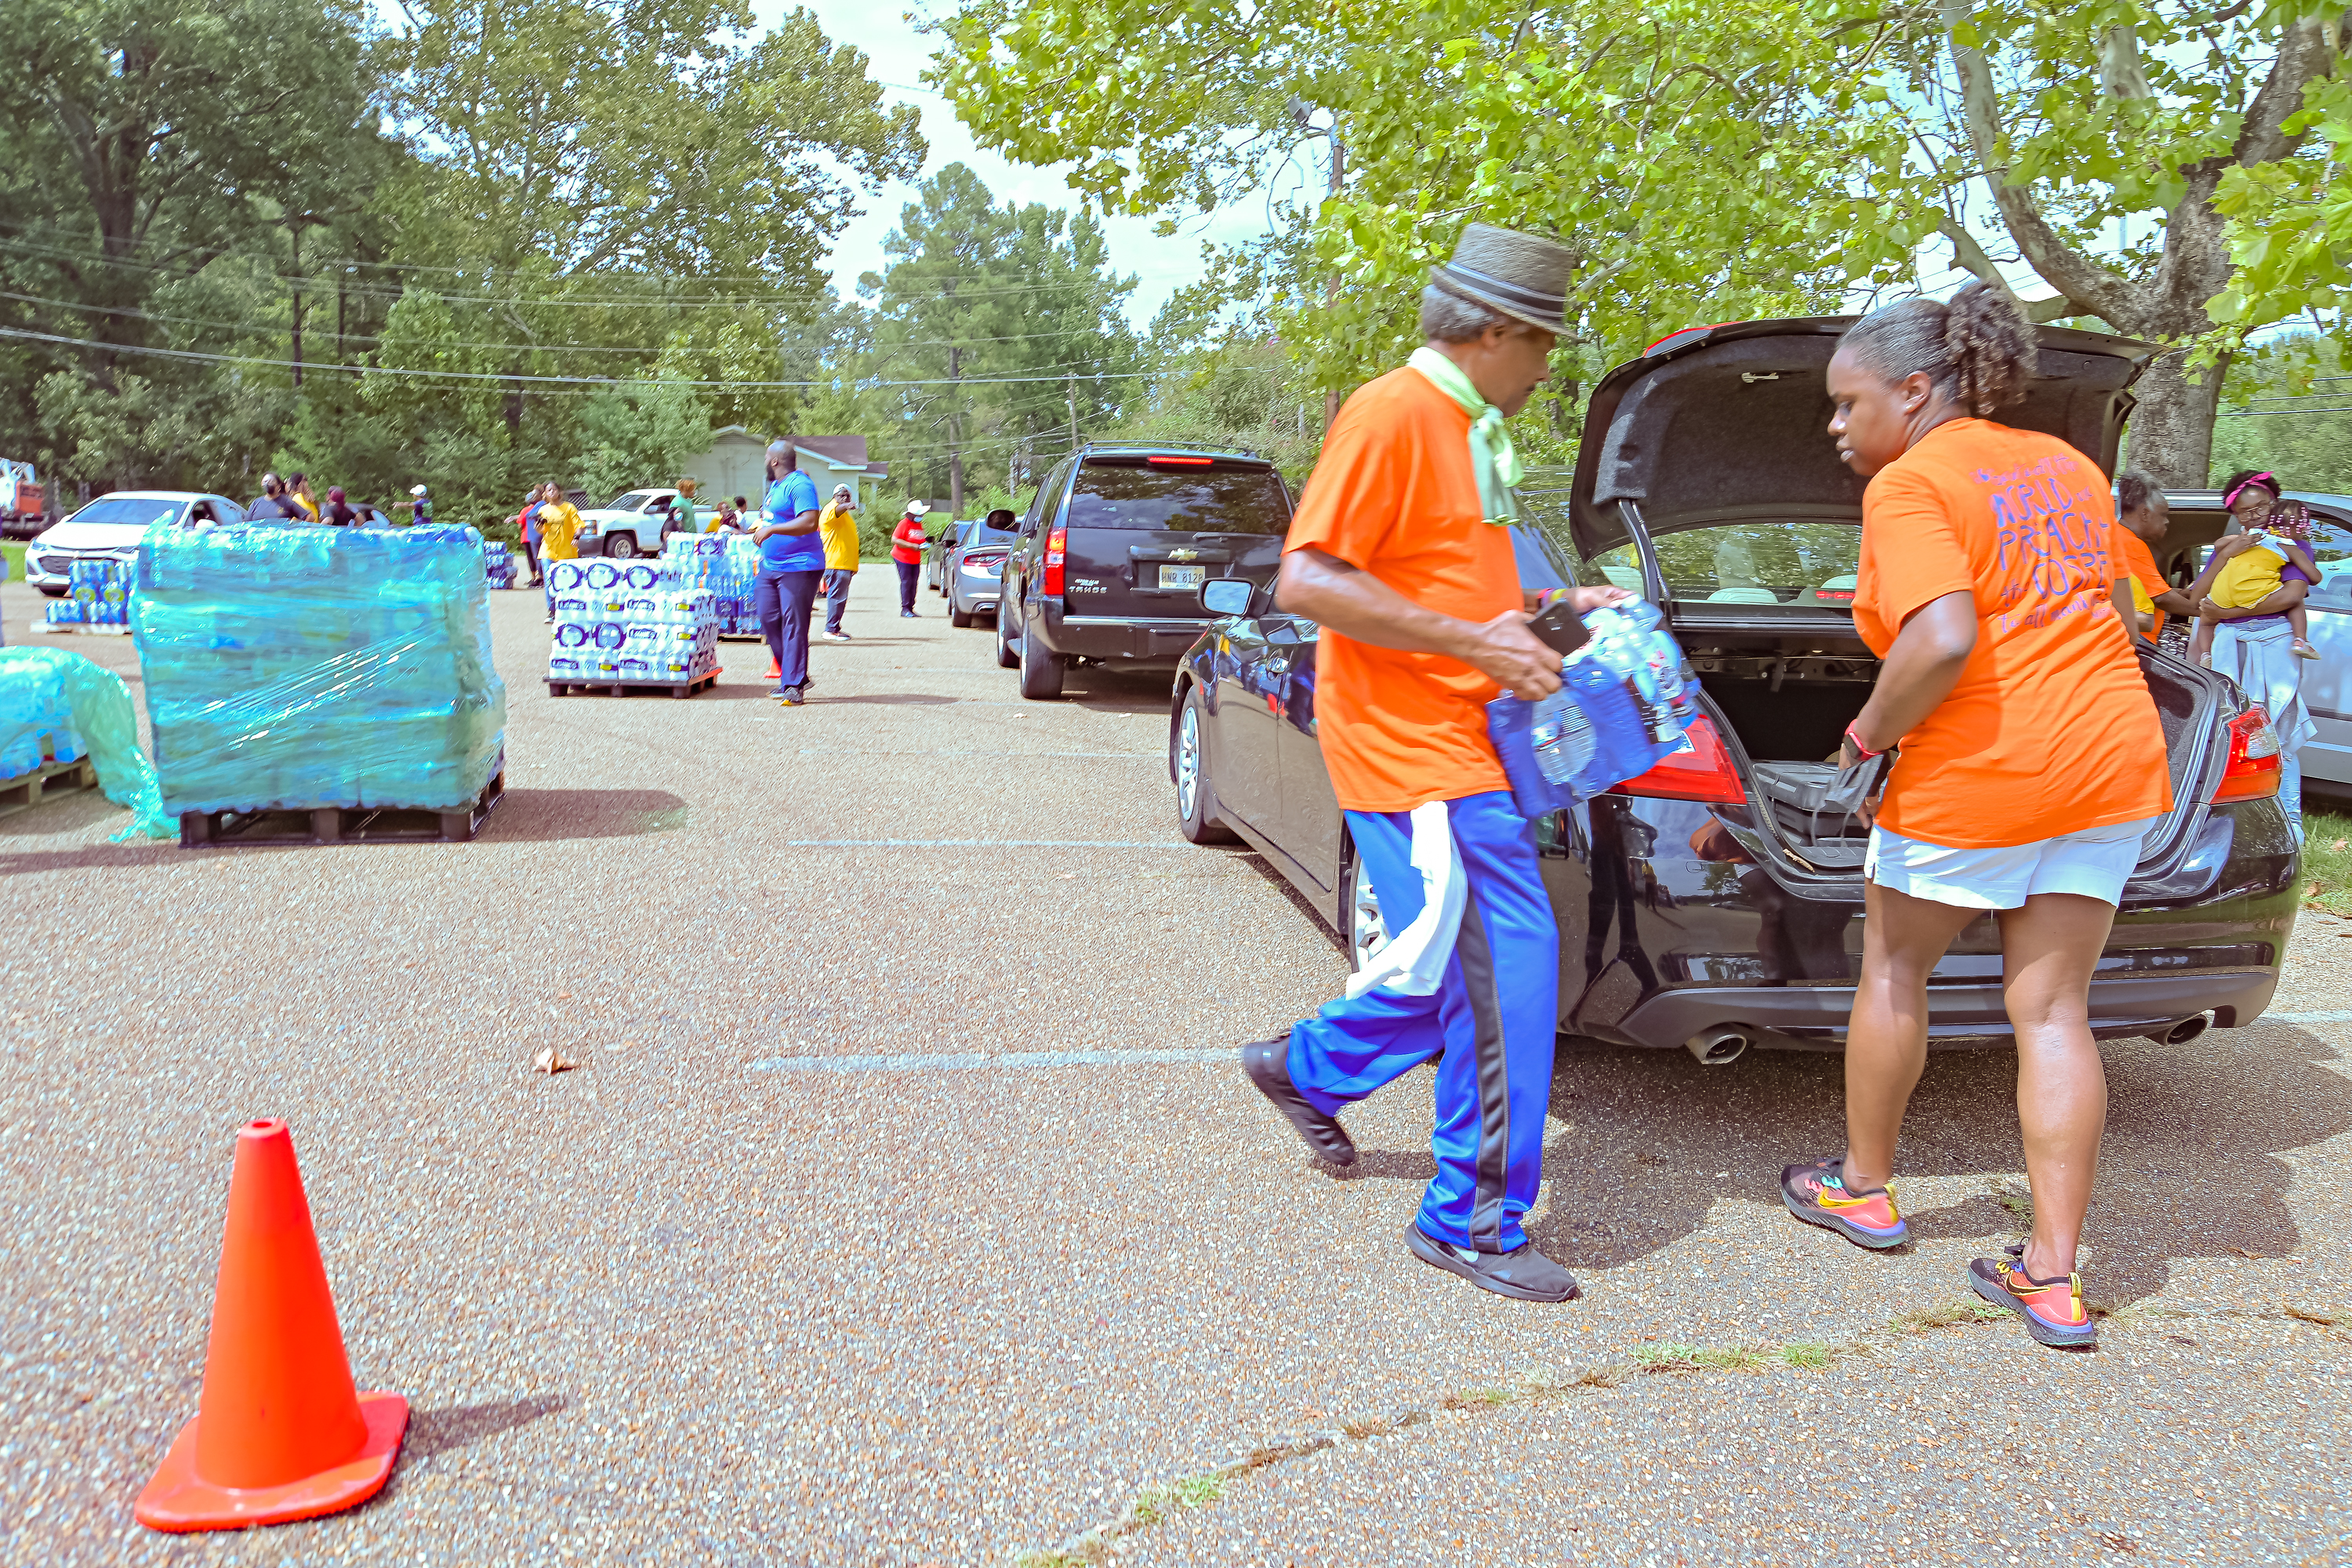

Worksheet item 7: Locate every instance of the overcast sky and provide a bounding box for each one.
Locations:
[757,1,1277,327]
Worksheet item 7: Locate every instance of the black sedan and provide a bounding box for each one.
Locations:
[1168,318,2299,1063]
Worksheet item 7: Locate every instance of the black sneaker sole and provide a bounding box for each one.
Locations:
[1240,1040,1356,1166]
[1404,1227,1581,1302]
[1968,1260,2097,1348]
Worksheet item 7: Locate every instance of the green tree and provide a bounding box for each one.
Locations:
[0,0,394,490]
[936,0,2351,484]
[862,162,1142,514]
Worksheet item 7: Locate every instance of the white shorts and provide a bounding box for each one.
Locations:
[1864,815,2162,911]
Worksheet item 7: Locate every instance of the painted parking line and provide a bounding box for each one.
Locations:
[750,1047,1231,1073]
[794,750,1158,759]
[2266,1010,2352,1023]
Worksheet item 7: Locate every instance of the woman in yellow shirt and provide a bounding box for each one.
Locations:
[818,485,860,641]
[535,481,583,624]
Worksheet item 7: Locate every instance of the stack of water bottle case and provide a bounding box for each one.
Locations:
[42,558,132,628]
[0,655,90,782]
[132,523,506,822]
[482,540,517,590]
[544,533,723,691]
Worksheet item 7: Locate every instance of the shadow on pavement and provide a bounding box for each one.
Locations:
[1062,670,1178,716]
[487,788,690,840]
[402,1394,569,1462]
[1484,1026,2352,1302]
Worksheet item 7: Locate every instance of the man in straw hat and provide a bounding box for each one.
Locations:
[1241,223,1627,1303]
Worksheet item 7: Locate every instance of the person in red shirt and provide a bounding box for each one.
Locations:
[1778,283,2176,1351]
[890,502,935,618]
[1240,225,1625,1305]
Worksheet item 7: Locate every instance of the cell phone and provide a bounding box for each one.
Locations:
[1526,597,1594,657]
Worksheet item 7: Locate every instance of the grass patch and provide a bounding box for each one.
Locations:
[1635,1341,1829,1374]
[1891,1298,2010,1333]
[2300,808,2352,915]
[1991,1179,2034,1221]
[1131,1475,1223,1526]
[2,541,24,583]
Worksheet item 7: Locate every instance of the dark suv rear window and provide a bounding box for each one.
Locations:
[1065,458,1289,534]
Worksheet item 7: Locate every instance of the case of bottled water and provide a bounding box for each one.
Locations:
[134,524,507,815]
[545,535,721,686]
[46,558,133,626]
[482,540,517,590]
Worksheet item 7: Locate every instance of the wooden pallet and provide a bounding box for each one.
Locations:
[29,621,130,635]
[178,770,506,848]
[0,756,101,819]
[546,670,718,699]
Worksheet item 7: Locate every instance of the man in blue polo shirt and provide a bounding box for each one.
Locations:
[755,437,825,704]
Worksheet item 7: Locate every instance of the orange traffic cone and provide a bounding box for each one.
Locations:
[136,1120,408,1532]
[766,652,780,678]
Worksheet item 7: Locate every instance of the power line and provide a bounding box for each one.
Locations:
[0,232,1141,310]
[0,324,1171,390]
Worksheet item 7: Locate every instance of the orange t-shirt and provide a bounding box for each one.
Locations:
[1852,419,2170,849]
[1285,366,1521,811]
[2111,522,2168,641]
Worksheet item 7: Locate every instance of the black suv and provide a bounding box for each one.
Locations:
[994,443,1291,699]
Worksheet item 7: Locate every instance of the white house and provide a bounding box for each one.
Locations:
[680,427,890,510]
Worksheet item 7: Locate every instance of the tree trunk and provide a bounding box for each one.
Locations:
[2120,350,2227,488]
[289,225,303,390]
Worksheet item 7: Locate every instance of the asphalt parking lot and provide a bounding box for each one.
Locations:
[4,568,2349,1566]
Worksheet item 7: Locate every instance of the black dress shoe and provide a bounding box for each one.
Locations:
[1241,1040,1356,1165]
[1405,1226,1581,1302]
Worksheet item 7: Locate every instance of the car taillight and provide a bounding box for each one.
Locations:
[2213,703,2282,802]
[1608,716,1747,804]
[1042,524,1065,596]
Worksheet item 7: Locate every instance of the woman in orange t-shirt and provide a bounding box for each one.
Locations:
[1778,284,2171,1352]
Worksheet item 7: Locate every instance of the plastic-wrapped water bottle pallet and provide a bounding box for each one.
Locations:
[546,671,719,700]
[29,621,131,635]
[0,756,101,820]
[177,769,506,848]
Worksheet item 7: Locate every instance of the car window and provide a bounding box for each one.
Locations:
[605,490,656,511]
[1643,521,1861,603]
[209,496,245,522]
[1065,459,1290,534]
[2299,512,2352,610]
[1023,463,1071,533]
[66,497,185,528]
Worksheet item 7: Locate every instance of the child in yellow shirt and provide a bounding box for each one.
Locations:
[2190,498,2320,665]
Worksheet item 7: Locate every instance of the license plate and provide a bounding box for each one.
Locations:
[1159,564,1205,590]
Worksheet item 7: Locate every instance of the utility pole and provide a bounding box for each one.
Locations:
[1067,371,1080,454]
[944,278,965,517]
[289,223,304,390]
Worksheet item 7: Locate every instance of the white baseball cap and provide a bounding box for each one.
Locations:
[410,484,429,496]
[906,499,931,516]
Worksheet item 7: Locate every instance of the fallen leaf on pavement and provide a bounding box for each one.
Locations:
[2231,1247,2263,1259]
[533,1047,578,1074]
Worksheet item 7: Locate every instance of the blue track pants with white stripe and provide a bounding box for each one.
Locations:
[1285,791,1560,1254]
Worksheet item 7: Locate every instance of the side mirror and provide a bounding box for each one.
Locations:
[1199,578,1256,618]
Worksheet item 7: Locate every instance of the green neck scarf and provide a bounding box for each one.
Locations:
[1408,346,1523,525]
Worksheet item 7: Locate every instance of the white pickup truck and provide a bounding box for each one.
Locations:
[573,488,708,557]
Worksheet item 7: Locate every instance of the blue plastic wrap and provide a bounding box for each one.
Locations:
[132,523,507,815]
[1487,601,1697,818]
[0,645,173,837]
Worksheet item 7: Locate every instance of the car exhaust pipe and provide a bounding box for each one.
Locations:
[1684,1027,1751,1066]
[2154,1013,2211,1046]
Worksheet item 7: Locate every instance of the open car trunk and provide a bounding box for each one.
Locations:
[1679,616,2223,881]
[1561,317,2233,889]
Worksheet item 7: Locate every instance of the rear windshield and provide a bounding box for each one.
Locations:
[1583,521,1862,605]
[1065,460,1289,534]
[67,497,184,528]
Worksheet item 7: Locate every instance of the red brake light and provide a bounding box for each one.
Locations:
[1812,589,1855,602]
[2213,704,2282,801]
[1146,455,1213,466]
[1609,717,1747,804]
[1042,524,1066,596]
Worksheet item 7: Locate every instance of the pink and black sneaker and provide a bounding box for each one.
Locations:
[1780,1156,1907,1249]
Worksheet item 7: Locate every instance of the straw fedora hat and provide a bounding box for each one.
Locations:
[1428,223,1575,336]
